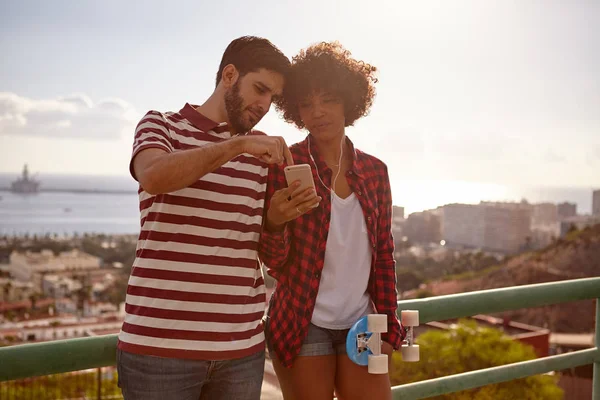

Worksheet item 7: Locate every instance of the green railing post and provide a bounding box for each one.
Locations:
[593,298,599,400]
[97,367,102,400]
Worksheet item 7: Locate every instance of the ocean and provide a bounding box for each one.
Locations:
[0,173,595,236]
[0,174,140,236]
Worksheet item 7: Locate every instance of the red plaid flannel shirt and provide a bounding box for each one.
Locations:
[258,135,405,368]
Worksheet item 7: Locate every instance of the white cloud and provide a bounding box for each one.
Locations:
[0,92,138,140]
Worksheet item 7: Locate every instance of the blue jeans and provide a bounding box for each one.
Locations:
[267,323,349,358]
[116,348,265,400]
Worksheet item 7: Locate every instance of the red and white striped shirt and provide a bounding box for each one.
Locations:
[117,103,268,360]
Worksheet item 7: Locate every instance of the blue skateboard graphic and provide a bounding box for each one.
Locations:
[346,314,389,374]
[346,311,420,374]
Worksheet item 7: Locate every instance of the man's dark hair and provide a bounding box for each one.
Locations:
[216,36,290,87]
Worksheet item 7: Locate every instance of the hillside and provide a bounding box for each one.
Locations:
[413,224,600,333]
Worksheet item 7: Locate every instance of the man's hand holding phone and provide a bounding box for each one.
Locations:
[265,164,321,232]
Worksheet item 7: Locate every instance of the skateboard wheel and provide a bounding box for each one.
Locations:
[367,314,387,333]
[368,354,388,374]
[401,310,419,327]
[401,344,420,362]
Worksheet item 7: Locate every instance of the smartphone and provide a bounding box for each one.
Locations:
[284,164,316,193]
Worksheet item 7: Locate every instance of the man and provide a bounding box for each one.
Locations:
[116,36,293,400]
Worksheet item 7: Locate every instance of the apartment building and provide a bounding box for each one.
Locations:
[8,249,101,291]
[441,201,532,254]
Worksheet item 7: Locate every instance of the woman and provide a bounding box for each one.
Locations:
[259,42,405,400]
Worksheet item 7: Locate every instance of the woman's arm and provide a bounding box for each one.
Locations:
[258,164,321,273]
[372,164,405,349]
[258,165,293,273]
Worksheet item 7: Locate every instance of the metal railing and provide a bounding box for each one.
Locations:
[1,277,599,399]
[392,277,600,399]
[0,368,121,400]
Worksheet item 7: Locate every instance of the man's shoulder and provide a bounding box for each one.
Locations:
[138,109,169,125]
[139,109,184,123]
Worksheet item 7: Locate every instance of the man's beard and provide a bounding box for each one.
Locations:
[225,81,253,134]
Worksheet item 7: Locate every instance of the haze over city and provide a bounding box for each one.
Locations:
[1,0,599,214]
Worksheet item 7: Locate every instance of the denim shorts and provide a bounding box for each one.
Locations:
[116,347,265,400]
[268,323,349,357]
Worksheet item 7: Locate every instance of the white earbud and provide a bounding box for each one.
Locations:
[307,135,344,194]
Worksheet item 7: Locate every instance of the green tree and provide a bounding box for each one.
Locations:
[4,369,122,400]
[391,320,563,399]
[396,269,424,293]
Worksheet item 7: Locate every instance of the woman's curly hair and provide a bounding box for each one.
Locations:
[275,41,378,129]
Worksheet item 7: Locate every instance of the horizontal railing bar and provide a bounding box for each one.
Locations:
[392,347,599,399]
[1,278,598,387]
[397,277,600,324]
[0,334,117,382]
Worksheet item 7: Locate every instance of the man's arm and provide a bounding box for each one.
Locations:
[133,135,293,195]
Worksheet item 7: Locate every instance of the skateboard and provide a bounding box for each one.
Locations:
[400,310,420,362]
[346,310,420,374]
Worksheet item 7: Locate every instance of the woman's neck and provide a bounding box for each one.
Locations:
[312,134,348,167]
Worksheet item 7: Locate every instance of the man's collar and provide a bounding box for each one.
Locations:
[179,103,230,134]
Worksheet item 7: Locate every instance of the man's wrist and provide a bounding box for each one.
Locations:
[229,136,247,157]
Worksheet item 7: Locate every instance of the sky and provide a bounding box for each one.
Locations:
[1,0,599,213]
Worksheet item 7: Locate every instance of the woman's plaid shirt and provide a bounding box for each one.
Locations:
[259,136,405,368]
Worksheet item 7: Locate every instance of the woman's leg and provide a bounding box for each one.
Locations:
[272,353,336,400]
[333,340,394,400]
[268,324,338,400]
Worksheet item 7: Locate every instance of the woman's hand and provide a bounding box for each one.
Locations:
[265,180,321,232]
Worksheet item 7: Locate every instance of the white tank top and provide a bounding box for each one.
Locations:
[311,191,373,330]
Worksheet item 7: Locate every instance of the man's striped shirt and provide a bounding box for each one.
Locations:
[117,103,268,360]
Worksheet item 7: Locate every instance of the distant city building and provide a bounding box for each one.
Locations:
[560,215,600,237]
[8,249,101,291]
[404,211,441,244]
[83,301,119,318]
[0,316,123,343]
[54,298,78,315]
[557,202,577,219]
[530,203,560,248]
[532,203,558,227]
[593,190,600,216]
[10,164,40,194]
[441,201,532,254]
[441,204,485,248]
[42,275,82,299]
[391,206,406,240]
[0,278,34,303]
[393,206,405,220]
